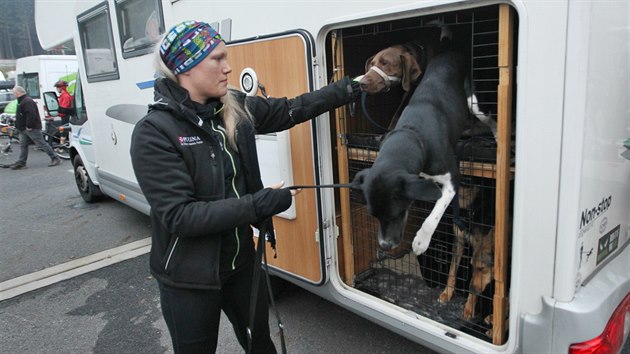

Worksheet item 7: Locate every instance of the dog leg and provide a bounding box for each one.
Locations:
[463,293,478,320]
[438,225,466,304]
[412,173,456,255]
[468,94,498,140]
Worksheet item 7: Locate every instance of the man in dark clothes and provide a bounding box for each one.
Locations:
[8,86,61,169]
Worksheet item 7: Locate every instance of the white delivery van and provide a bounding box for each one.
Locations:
[15,55,78,121]
[35,0,630,353]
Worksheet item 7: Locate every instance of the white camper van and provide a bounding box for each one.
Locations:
[15,55,78,121]
[35,1,630,353]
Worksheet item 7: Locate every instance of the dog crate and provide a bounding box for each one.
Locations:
[326,4,516,344]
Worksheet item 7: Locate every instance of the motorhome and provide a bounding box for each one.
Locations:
[35,0,630,353]
[15,55,78,121]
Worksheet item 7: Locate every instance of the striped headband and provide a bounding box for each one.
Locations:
[160,20,224,75]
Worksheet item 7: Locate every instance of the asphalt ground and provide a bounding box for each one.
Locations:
[1,254,438,353]
[0,147,433,353]
[0,147,151,282]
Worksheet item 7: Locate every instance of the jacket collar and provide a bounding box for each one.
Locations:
[150,78,225,128]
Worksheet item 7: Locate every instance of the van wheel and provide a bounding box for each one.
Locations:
[73,155,103,203]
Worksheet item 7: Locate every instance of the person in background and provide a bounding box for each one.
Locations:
[130,20,359,353]
[8,86,61,170]
[54,80,72,124]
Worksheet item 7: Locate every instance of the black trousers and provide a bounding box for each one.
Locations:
[158,260,276,354]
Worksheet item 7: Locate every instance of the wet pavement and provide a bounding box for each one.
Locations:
[0,148,433,353]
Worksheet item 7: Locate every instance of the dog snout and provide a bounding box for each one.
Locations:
[378,239,396,251]
[359,80,370,92]
[359,73,386,94]
[378,233,401,251]
[359,76,372,91]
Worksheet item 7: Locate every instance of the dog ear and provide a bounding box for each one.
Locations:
[351,169,369,190]
[400,53,421,92]
[364,55,375,73]
[403,174,442,201]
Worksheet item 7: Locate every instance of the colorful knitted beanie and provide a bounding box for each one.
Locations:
[160,21,224,75]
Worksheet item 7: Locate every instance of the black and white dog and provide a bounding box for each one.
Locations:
[352,51,469,256]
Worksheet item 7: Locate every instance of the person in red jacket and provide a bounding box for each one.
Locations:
[54,80,72,124]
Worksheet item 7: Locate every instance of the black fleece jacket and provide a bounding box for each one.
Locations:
[130,77,357,290]
[15,94,41,130]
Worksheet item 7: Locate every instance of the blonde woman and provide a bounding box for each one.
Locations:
[130,21,359,353]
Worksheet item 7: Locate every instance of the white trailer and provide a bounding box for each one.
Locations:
[35,1,630,353]
[15,55,78,121]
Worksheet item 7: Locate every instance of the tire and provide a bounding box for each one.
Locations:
[73,155,103,203]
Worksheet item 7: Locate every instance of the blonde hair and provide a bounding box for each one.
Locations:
[153,38,250,151]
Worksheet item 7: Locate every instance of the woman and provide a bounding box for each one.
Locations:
[130,21,359,353]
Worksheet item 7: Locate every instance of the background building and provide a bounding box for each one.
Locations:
[0,0,75,76]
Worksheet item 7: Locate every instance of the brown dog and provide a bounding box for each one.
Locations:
[436,185,479,305]
[463,227,495,320]
[438,224,495,321]
[358,42,432,131]
[436,184,496,321]
[359,42,427,94]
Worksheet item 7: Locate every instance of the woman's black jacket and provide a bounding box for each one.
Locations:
[130,77,356,290]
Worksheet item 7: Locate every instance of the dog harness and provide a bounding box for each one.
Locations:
[368,65,401,88]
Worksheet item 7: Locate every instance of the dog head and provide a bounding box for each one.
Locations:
[352,167,441,250]
[359,44,422,94]
[469,228,495,294]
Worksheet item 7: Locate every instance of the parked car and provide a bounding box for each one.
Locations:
[0,80,16,113]
[0,91,15,113]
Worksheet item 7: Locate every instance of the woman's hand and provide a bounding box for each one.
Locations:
[269,180,301,196]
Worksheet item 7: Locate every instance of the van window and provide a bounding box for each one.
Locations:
[115,0,164,58]
[71,71,88,126]
[77,2,119,82]
[17,73,40,99]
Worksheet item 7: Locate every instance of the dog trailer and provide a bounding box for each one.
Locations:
[35,0,630,353]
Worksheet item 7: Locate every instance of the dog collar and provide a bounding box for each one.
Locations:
[368,65,401,87]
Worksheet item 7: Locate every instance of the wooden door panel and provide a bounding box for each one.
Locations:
[228,34,322,283]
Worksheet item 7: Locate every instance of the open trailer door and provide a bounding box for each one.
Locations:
[227,31,325,284]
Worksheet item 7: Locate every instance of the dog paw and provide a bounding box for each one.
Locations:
[438,289,453,304]
[412,229,432,255]
[463,305,474,321]
[412,238,429,255]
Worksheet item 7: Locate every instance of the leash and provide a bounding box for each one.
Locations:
[247,220,287,354]
[246,183,353,354]
[360,92,390,133]
[287,183,353,190]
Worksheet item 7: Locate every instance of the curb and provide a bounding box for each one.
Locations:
[0,237,151,301]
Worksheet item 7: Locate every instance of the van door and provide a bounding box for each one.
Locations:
[227,31,325,284]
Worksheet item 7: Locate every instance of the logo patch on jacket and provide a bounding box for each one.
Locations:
[178,135,204,146]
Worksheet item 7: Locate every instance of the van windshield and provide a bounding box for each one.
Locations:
[17,73,40,99]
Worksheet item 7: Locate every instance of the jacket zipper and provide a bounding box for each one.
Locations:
[164,236,180,271]
[210,120,241,270]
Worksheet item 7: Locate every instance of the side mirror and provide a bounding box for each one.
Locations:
[43,91,60,117]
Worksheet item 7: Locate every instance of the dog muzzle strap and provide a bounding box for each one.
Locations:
[369,66,401,87]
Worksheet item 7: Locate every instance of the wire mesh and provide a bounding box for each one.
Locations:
[337,4,515,342]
